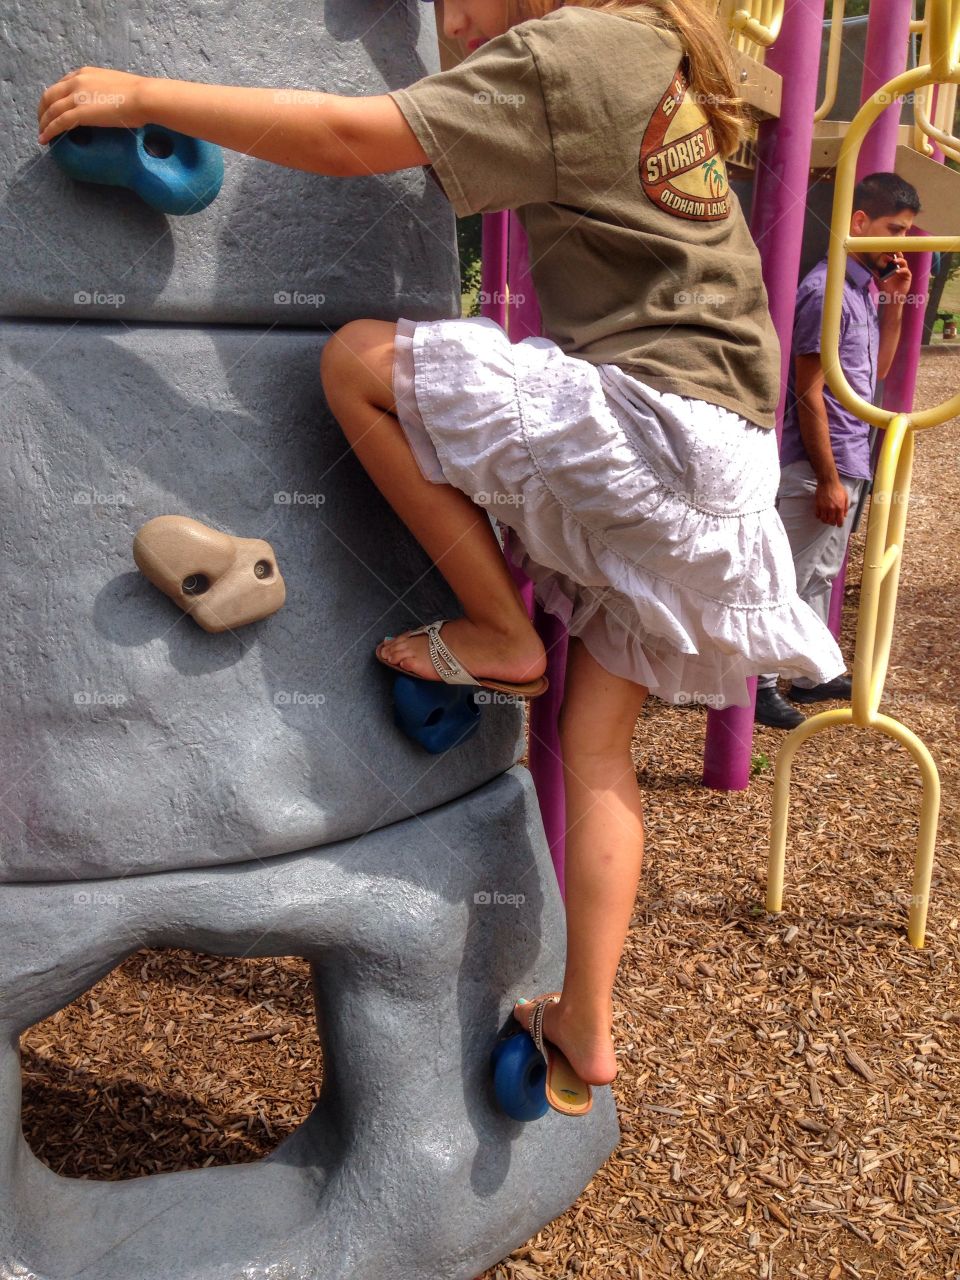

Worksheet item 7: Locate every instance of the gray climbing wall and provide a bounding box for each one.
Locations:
[0,1,619,1275]
[2,0,460,323]
[0,321,524,882]
[0,770,619,1280]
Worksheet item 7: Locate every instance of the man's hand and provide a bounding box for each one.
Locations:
[878,252,912,306]
[815,478,849,527]
[38,67,151,144]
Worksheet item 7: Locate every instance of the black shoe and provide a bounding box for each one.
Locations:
[754,686,805,729]
[788,674,853,703]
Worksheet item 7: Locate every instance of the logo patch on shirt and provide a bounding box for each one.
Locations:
[640,66,731,221]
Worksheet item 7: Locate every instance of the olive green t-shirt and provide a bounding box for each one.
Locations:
[388,6,781,428]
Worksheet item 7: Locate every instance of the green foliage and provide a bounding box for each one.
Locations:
[457,214,483,317]
[750,751,772,778]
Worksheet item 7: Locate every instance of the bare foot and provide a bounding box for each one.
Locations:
[376,618,546,686]
[512,994,617,1087]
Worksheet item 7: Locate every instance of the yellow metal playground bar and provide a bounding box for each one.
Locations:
[766,0,960,949]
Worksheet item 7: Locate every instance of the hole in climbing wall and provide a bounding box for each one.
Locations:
[19,949,322,1179]
[181,572,210,596]
[143,129,175,160]
[66,126,95,146]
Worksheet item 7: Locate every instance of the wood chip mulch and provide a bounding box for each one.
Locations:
[18,352,960,1279]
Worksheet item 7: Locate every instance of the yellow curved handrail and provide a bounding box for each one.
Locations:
[814,0,846,123]
[927,0,960,79]
[729,0,785,49]
[767,32,957,950]
[823,68,960,430]
[912,7,960,160]
[914,79,960,160]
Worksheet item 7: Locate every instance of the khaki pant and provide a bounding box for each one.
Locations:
[759,459,867,690]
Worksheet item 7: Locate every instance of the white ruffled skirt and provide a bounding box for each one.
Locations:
[392,315,845,709]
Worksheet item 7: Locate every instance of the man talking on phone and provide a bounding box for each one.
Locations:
[756,171,921,729]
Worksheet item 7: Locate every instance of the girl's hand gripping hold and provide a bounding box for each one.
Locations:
[38,67,150,143]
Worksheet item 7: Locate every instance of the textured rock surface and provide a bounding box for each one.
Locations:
[2,0,459,324]
[0,321,524,881]
[0,769,620,1280]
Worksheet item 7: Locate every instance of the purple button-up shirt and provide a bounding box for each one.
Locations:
[779,257,878,481]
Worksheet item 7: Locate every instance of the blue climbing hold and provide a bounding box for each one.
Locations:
[392,674,481,753]
[491,1031,549,1122]
[49,123,224,215]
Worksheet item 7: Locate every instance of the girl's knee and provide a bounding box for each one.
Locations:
[320,319,371,381]
[320,319,396,405]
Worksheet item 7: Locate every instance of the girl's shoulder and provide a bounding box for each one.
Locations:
[515,5,682,56]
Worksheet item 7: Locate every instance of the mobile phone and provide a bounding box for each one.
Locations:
[878,257,900,279]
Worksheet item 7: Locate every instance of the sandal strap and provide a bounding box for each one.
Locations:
[529,994,559,1058]
[407,620,479,687]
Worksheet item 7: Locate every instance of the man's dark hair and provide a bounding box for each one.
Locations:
[853,171,921,219]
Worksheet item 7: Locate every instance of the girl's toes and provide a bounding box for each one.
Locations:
[512,997,531,1030]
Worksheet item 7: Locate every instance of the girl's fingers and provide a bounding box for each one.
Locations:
[38,97,78,141]
[37,69,83,123]
[39,104,79,144]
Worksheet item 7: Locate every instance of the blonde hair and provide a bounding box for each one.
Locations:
[506,0,745,157]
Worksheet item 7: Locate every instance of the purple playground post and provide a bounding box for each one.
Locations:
[479,212,568,894]
[506,214,570,897]
[855,0,913,181]
[826,0,916,636]
[702,0,826,791]
[481,213,535,613]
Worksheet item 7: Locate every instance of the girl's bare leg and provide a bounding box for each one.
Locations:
[514,636,648,1085]
[320,319,545,684]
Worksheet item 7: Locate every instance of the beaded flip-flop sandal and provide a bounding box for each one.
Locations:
[521,993,593,1117]
[376,618,549,698]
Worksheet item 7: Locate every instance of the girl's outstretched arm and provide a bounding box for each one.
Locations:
[37,67,430,176]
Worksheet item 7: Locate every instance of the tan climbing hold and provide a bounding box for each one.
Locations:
[133,515,285,633]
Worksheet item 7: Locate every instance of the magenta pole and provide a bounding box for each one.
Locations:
[826,0,914,634]
[856,0,913,179]
[702,0,826,791]
[505,214,569,896]
[480,212,568,892]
